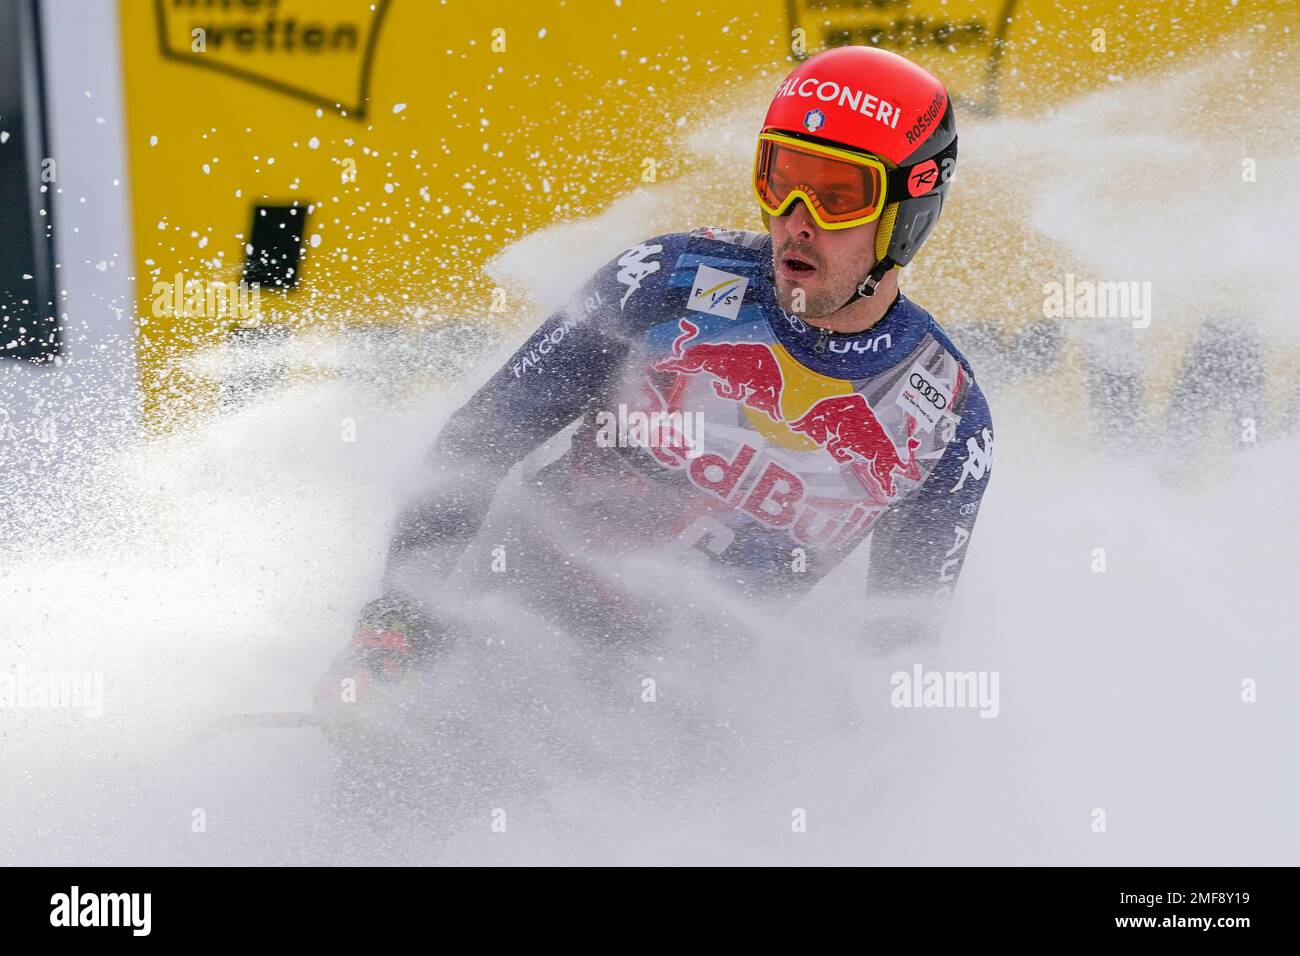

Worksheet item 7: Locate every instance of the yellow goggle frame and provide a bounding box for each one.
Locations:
[753,131,891,231]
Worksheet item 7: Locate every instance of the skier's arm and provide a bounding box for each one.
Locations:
[381,238,671,600]
[862,381,994,649]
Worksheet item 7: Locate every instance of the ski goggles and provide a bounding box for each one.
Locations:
[754,130,956,230]
[754,131,891,230]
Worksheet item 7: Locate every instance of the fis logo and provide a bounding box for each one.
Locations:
[686,265,748,320]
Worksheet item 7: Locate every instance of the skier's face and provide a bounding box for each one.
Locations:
[770,198,880,319]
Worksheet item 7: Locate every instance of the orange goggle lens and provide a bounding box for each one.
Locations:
[753,133,887,229]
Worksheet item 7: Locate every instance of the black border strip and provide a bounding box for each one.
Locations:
[3,0,60,362]
[0,867,1277,941]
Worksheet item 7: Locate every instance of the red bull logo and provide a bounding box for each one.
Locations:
[789,393,920,499]
[644,318,925,547]
[683,441,882,548]
[654,319,784,421]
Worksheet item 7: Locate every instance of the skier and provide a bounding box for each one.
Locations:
[317,46,993,709]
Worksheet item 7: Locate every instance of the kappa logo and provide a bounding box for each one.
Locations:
[686,264,748,320]
[951,427,993,492]
[616,242,663,309]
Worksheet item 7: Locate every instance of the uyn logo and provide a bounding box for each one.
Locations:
[50,886,151,937]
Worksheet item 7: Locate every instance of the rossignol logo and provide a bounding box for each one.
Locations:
[904,88,947,145]
[686,265,748,320]
[907,159,939,197]
[50,886,151,936]
[774,76,900,129]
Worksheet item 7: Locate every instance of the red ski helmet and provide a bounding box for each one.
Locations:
[756,46,957,289]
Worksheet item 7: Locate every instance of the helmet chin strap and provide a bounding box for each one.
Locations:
[831,256,895,313]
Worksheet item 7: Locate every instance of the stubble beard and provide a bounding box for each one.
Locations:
[776,274,851,320]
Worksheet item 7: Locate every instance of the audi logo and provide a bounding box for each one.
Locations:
[909,372,947,409]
